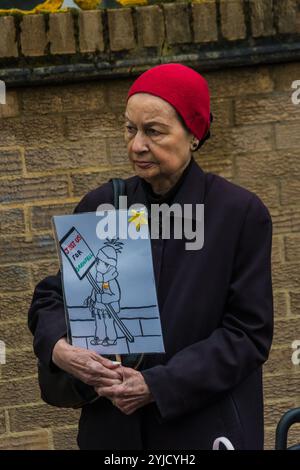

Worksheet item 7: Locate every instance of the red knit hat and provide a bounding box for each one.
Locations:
[127,63,211,142]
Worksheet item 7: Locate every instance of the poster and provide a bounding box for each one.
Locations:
[52,210,165,356]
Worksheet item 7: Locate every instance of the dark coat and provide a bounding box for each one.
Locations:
[28,159,273,450]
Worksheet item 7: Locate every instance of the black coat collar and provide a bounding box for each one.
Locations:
[127,158,206,220]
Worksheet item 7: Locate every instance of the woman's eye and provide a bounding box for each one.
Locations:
[125,125,136,134]
[147,128,160,136]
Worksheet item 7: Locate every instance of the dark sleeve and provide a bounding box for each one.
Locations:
[141,195,274,422]
[28,271,67,366]
[28,184,113,366]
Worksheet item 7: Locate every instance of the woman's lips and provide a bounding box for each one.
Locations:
[134,161,156,169]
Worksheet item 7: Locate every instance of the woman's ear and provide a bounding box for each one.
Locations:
[190,138,200,152]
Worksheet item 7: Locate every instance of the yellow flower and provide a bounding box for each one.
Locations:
[74,0,102,9]
[128,209,148,232]
[117,0,148,5]
[35,0,64,12]
[0,0,64,14]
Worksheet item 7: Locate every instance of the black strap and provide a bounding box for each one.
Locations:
[110,178,126,209]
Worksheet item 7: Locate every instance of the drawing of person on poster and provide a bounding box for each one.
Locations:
[84,239,123,347]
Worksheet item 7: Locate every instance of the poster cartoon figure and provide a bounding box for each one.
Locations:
[85,240,123,347]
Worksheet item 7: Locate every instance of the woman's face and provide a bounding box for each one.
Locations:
[124,93,193,189]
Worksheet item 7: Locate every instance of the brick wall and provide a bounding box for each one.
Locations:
[0,1,300,450]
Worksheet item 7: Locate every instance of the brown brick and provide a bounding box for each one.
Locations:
[220,0,246,40]
[264,347,295,375]
[0,321,33,350]
[285,235,300,262]
[271,207,300,235]
[273,318,300,347]
[205,124,274,158]
[272,235,284,264]
[108,9,135,52]
[30,260,60,286]
[71,168,133,198]
[272,262,300,289]
[250,0,275,37]
[0,16,18,58]
[0,430,50,450]
[236,150,300,182]
[235,93,300,125]
[271,209,292,235]
[271,63,300,91]
[107,136,129,167]
[20,14,47,57]
[273,290,289,317]
[210,98,233,128]
[0,377,41,407]
[195,155,233,179]
[79,10,104,53]
[0,234,56,264]
[288,424,300,448]
[30,203,76,232]
[21,87,63,115]
[280,178,300,206]
[264,399,296,428]
[0,115,65,147]
[0,91,19,118]
[0,411,6,435]
[0,175,69,205]
[25,140,107,173]
[264,427,275,449]
[207,66,274,98]
[53,426,79,450]
[235,179,279,209]
[65,111,123,140]
[0,292,33,323]
[164,3,192,45]
[291,210,300,232]
[105,78,134,113]
[290,292,300,317]
[275,122,300,150]
[0,149,22,176]
[48,12,76,55]
[136,5,165,48]
[276,0,300,34]
[264,372,300,401]
[0,349,37,381]
[21,83,107,115]
[0,265,31,294]
[9,404,79,433]
[192,1,218,43]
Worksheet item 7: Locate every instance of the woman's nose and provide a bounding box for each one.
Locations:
[131,131,149,153]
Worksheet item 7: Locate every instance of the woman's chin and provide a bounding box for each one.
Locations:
[134,164,158,178]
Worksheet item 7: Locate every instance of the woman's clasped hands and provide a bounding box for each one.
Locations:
[52,338,153,415]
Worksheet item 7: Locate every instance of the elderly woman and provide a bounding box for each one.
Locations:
[28,63,273,450]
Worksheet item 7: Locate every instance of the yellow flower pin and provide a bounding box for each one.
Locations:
[128,209,148,232]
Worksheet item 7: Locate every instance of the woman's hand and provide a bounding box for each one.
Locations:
[94,366,154,415]
[52,338,123,387]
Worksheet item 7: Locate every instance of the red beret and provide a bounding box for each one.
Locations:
[127,63,211,141]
